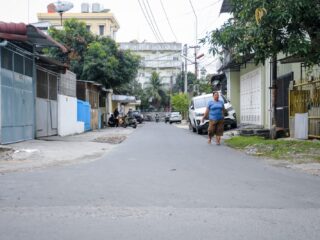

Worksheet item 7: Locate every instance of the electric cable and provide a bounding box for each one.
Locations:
[137,0,161,42]
[160,0,178,42]
[145,0,165,42]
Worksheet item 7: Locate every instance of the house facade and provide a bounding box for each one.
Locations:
[218,0,320,138]
[119,41,182,89]
[0,22,67,144]
[37,3,119,39]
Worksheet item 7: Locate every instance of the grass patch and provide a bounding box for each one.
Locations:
[225,136,320,163]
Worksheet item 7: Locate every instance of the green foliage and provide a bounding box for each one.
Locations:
[201,0,320,65]
[48,19,94,79]
[171,93,190,118]
[48,19,140,89]
[144,72,168,109]
[225,136,320,163]
[81,38,140,89]
[173,71,196,93]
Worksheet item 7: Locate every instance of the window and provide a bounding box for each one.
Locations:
[14,54,24,74]
[25,58,33,77]
[99,25,105,36]
[173,57,179,61]
[86,25,91,31]
[1,48,13,70]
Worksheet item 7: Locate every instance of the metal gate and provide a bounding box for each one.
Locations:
[240,68,262,125]
[0,47,34,144]
[276,72,293,129]
[36,67,58,138]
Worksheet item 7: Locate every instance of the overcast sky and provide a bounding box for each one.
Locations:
[0,0,230,73]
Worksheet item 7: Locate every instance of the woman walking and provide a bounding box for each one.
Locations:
[202,91,225,145]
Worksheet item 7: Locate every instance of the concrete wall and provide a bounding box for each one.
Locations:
[226,70,240,124]
[58,94,84,136]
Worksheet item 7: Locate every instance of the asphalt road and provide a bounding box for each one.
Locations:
[1,122,320,240]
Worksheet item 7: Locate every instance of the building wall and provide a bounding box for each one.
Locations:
[226,70,240,123]
[119,42,182,89]
[58,95,84,136]
[37,12,119,39]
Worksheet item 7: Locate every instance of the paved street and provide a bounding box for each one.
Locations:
[1,122,320,240]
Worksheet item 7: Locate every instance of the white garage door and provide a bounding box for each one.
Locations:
[240,68,262,125]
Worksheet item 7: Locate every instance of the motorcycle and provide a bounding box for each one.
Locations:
[107,114,116,127]
[155,114,160,123]
[119,115,137,128]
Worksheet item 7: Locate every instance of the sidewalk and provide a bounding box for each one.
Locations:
[0,127,134,174]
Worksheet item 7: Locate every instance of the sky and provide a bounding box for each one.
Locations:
[0,0,230,73]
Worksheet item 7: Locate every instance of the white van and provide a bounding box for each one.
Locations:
[188,93,237,134]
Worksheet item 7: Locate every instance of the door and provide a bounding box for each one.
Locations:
[36,68,58,138]
[276,72,293,129]
[0,48,34,144]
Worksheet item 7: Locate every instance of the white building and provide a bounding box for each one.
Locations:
[119,41,182,89]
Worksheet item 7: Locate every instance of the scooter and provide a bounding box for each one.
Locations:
[119,115,137,128]
[155,114,160,123]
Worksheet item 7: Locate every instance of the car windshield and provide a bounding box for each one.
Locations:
[194,96,212,108]
[170,112,180,116]
[193,95,226,108]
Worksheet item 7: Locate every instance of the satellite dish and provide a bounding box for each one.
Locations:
[48,1,73,25]
[53,1,74,13]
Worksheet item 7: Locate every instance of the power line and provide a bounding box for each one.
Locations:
[137,0,161,42]
[160,0,178,42]
[184,0,223,16]
[145,0,165,42]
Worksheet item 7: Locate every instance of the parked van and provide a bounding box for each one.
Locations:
[188,93,237,134]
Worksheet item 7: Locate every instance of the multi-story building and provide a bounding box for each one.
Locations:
[36,3,119,39]
[119,41,182,88]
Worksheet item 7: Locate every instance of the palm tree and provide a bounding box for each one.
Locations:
[145,72,166,109]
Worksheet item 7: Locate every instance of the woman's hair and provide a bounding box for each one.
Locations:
[212,91,219,95]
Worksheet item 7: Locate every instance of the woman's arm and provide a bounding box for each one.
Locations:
[202,107,209,123]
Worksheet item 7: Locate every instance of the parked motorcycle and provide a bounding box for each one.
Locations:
[155,114,160,123]
[119,115,137,128]
[107,114,116,127]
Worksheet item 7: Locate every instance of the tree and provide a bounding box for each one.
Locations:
[48,19,94,79]
[173,71,196,93]
[81,38,140,89]
[171,93,190,119]
[145,72,167,109]
[48,19,140,89]
[201,0,320,65]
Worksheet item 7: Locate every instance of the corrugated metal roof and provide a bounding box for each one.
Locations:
[220,0,232,13]
[0,21,67,53]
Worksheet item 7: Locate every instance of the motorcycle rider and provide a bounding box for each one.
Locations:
[155,113,160,122]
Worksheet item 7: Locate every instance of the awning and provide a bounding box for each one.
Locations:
[26,25,67,53]
[0,22,67,53]
[220,0,232,13]
[35,55,68,73]
[279,55,306,64]
[112,95,137,103]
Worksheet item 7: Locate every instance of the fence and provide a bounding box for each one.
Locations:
[289,80,320,138]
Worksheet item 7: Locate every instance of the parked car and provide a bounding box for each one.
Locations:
[188,93,237,134]
[169,112,182,124]
[132,110,144,123]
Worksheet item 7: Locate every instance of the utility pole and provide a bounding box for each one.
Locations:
[189,45,200,79]
[183,44,188,93]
